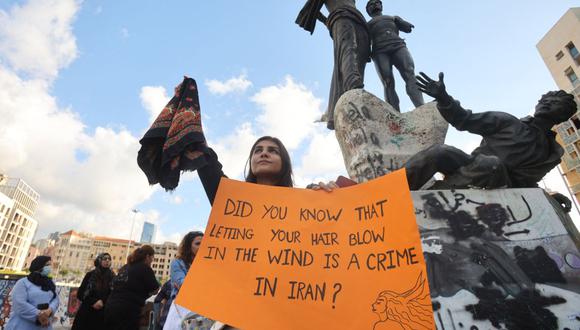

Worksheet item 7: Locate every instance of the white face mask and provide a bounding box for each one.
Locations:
[40,265,51,277]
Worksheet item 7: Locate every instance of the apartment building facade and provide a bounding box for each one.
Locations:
[0,175,39,271]
[537,7,580,200]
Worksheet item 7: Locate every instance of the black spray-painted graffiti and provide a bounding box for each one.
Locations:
[415,191,532,238]
[416,190,579,330]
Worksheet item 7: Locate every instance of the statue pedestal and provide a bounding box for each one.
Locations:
[412,188,580,329]
[334,89,448,183]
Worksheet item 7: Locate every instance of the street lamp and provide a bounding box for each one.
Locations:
[125,209,139,262]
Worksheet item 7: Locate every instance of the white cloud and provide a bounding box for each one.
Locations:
[168,195,183,205]
[120,27,129,38]
[294,130,346,187]
[205,73,252,95]
[0,0,79,80]
[0,0,158,240]
[210,122,258,179]
[140,86,170,123]
[252,76,323,150]
[207,76,328,185]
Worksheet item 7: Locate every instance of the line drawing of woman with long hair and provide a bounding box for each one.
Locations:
[371,272,433,330]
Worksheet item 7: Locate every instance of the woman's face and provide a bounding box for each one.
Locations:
[100,255,111,269]
[145,254,154,266]
[372,296,388,315]
[250,139,283,180]
[191,236,203,256]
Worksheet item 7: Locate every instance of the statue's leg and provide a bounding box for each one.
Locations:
[392,47,425,108]
[326,18,367,130]
[405,145,472,190]
[373,52,399,111]
[335,19,365,91]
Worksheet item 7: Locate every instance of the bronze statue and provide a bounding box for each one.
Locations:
[296,0,370,130]
[405,72,577,190]
[366,0,424,112]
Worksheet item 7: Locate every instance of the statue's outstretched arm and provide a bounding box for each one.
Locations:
[395,16,414,33]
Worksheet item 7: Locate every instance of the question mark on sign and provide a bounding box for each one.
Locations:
[331,283,342,309]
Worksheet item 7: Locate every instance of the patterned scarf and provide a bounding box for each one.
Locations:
[138,77,209,190]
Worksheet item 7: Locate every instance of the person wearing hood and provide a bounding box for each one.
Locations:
[6,256,59,330]
[72,253,114,330]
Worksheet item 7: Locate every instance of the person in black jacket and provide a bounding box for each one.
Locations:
[72,253,114,330]
[104,245,160,330]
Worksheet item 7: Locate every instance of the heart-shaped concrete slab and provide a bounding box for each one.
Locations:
[334,89,449,183]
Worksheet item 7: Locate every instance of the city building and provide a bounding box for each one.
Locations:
[53,230,93,278]
[0,175,39,271]
[537,8,580,201]
[135,241,178,282]
[23,244,39,270]
[140,221,156,243]
[38,229,176,283]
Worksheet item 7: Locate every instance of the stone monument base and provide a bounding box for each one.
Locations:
[411,187,579,329]
[333,89,448,183]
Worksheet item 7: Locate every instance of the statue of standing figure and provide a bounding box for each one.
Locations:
[296,0,370,130]
[366,0,424,112]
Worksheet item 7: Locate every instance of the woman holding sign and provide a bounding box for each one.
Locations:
[199,136,295,205]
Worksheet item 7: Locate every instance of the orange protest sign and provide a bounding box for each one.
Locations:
[176,169,434,330]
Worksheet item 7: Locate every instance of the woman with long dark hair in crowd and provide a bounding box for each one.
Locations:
[72,253,114,330]
[6,256,59,330]
[163,231,204,329]
[104,245,160,330]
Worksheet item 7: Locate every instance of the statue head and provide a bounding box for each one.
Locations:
[366,0,383,16]
[534,90,577,124]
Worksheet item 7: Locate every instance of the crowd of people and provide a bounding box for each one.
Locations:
[5,135,310,330]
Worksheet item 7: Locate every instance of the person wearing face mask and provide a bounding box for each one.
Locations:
[6,256,59,330]
[104,245,160,330]
[72,253,114,330]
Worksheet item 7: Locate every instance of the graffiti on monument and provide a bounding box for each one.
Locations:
[412,188,580,330]
[0,279,16,330]
[54,285,79,327]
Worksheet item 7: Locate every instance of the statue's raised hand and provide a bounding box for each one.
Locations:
[416,72,446,100]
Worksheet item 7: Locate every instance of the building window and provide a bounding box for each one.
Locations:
[571,151,578,159]
[556,51,564,60]
[566,67,578,85]
[567,42,580,65]
[572,116,580,129]
[567,126,576,135]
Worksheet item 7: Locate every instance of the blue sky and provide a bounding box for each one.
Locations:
[0,0,578,243]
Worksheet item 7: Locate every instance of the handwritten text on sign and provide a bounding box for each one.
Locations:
[176,170,433,330]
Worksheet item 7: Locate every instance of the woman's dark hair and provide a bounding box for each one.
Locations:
[127,245,155,265]
[244,136,293,187]
[177,231,204,265]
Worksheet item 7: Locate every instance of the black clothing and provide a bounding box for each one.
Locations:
[26,272,56,299]
[104,263,159,330]
[72,268,113,330]
[154,280,172,304]
[199,148,226,206]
